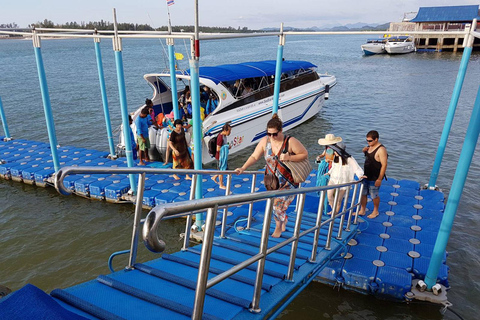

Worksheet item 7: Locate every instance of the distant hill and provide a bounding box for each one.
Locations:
[260,22,390,32]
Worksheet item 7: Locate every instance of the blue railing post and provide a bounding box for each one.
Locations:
[425,83,480,289]
[112,15,136,193]
[272,23,285,115]
[167,39,180,120]
[428,19,477,188]
[94,35,116,158]
[32,32,61,173]
[0,97,12,140]
[190,57,204,229]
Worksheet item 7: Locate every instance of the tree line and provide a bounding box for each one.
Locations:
[26,19,255,33]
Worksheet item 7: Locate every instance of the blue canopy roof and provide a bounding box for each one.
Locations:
[183,60,317,84]
[410,5,479,22]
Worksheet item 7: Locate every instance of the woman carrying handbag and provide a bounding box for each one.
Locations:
[235,114,308,238]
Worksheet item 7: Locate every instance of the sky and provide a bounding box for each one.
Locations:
[2,0,479,29]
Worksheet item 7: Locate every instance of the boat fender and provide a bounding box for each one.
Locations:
[156,128,169,161]
[148,126,161,161]
[325,84,330,100]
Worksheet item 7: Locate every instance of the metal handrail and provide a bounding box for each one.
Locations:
[54,165,364,319]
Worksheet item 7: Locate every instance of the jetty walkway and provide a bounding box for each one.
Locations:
[0,137,449,319]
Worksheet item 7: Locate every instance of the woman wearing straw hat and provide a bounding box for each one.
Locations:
[318,134,364,215]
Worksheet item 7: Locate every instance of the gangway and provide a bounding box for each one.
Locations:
[39,166,363,320]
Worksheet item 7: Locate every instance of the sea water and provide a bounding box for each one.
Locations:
[0,35,479,319]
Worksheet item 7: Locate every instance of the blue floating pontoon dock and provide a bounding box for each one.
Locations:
[0,137,449,319]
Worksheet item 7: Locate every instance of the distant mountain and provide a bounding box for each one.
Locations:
[260,22,389,32]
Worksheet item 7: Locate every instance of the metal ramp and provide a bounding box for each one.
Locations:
[47,166,363,320]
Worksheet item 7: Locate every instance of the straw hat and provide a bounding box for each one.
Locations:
[318,134,342,146]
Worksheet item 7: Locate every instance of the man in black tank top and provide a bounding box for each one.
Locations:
[358,130,388,219]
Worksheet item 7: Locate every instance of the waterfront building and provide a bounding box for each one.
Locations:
[389,5,480,52]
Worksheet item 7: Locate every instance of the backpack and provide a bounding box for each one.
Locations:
[208,135,219,158]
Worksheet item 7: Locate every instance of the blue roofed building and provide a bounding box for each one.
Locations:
[389,5,479,52]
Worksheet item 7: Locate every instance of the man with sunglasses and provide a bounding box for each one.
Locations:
[359,130,388,219]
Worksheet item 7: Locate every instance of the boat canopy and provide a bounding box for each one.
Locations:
[181,60,317,84]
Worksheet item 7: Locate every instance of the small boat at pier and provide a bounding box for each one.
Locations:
[385,36,416,54]
[122,60,336,164]
[361,38,387,55]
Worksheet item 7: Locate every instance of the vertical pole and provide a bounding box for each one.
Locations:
[250,198,274,313]
[182,174,197,250]
[346,183,358,231]
[428,19,477,188]
[272,23,285,115]
[191,1,203,229]
[192,205,218,320]
[127,173,146,269]
[286,193,305,281]
[167,41,180,120]
[112,9,136,193]
[247,173,257,230]
[425,84,480,289]
[310,190,326,263]
[336,186,350,240]
[325,188,339,250]
[353,183,364,225]
[0,97,12,140]
[220,173,232,238]
[94,34,116,158]
[32,32,60,173]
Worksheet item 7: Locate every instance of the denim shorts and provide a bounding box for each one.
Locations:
[362,180,380,199]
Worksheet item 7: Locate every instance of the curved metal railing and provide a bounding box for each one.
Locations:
[54,165,364,319]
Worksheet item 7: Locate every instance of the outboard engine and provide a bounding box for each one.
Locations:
[324,84,330,100]
[148,127,161,161]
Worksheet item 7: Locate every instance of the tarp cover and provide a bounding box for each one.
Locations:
[184,60,317,84]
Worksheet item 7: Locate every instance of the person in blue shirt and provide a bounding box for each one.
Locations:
[135,107,150,165]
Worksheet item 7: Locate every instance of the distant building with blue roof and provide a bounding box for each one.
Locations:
[389,5,479,52]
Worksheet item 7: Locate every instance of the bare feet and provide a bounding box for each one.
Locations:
[173,174,180,180]
[367,211,379,219]
[219,185,226,190]
[358,209,366,216]
[272,229,282,238]
[211,176,218,184]
[186,175,192,180]
[138,161,146,166]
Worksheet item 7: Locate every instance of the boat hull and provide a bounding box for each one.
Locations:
[361,43,385,55]
[200,75,336,164]
[385,43,416,54]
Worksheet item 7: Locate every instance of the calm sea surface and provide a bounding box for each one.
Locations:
[1,35,479,319]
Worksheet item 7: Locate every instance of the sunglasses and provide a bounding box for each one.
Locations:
[266,131,279,137]
[366,139,374,143]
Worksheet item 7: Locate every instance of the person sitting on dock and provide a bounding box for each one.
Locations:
[235,114,308,238]
[128,115,138,160]
[135,107,151,165]
[212,123,232,189]
[167,119,193,180]
[358,130,388,219]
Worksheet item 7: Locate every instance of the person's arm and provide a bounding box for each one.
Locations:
[349,157,365,180]
[375,147,388,187]
[279,137,308,162]
[235,137,266,174]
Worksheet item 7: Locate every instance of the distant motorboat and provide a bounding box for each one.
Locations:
[361,38,387,55]
[385,36,416,54]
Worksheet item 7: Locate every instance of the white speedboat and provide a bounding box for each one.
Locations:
[121,60,336,164]
[361,38,387,55]
[385,36,416,54]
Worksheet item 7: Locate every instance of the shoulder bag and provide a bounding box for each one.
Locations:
[281,136,312,184]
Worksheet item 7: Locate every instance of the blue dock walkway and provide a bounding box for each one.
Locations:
[0,137,449,318]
